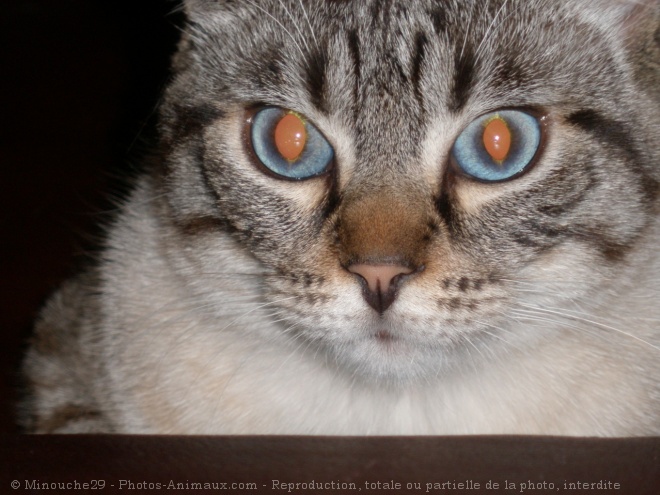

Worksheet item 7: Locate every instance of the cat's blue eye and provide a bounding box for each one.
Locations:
[250,107,334,180]
[451,110,541,182]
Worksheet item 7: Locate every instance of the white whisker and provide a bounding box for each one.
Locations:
[459,0,476,62]
[474,0,509,60]
[297,0,319,48]
[243,0,307,59]
[516,302,660,351]
[276,0,311,53]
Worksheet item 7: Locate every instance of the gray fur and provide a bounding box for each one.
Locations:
[22,0,660,435]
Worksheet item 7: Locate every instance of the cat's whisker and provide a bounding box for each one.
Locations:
[296,0,319,49]
[499,277,591,286]
[275,0,311,54]
[243,0,307,59]
[459,0,477,62]
[254,325,312,379]
[474,0,509,61]
[472,319,524,352]
[460,332,494,365]
[515,303,660,352]
[213,296,301,332]
[508,309,621,348]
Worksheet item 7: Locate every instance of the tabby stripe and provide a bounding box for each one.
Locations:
[435,189,457,234]
[165,105,234,236]
[370,0,394,30]
[427,7,448,35]
[321,172,342,221]
[170,142,240,237]
[195,142,220,201]
[567,109,659,204]
[411,31,428,110]
[255,48,285,91]
[448,43,476,113]
[170,104,226,141]
[347,29,361,115]
[510,229,561,251]
[388,50,408,84]
[520,220,564,240]
[532,167,598,217]
[492,57,529,91]
[306,48,329,114]
[571,229,631,263]
[173,215,236,237]
[567,110,637,161]
[512,218,633,263]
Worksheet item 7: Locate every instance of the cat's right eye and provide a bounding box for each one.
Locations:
[248,107,334,180]
[451,110,542,182]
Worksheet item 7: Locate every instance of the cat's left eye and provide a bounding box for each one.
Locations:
[451,109,542,182]
[249,107,334,180]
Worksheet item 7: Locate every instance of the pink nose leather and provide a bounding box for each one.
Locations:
[348,264,414,294]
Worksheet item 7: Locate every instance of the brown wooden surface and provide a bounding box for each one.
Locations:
[2,435,659,494]
[0,0,178,435]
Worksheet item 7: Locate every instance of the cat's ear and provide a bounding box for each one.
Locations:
[585,0,658,42]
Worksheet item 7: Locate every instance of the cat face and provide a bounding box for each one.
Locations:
[161,0,659,382]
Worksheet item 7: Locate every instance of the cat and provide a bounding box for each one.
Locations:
[21,0,660,435]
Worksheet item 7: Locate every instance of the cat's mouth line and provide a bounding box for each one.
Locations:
[374,329,396,342]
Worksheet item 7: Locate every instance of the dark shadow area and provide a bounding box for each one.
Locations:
[0,0,181,434]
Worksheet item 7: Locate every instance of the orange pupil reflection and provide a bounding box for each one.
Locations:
[274,113,307,161]
[483,117,511,162]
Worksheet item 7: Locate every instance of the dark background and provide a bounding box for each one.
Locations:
[1,0,182,434]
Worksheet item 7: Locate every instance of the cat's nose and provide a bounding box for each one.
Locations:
[348,263,415,313]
